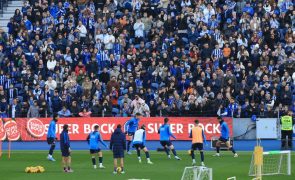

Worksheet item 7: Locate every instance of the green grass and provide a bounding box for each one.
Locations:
[0,151,294,180]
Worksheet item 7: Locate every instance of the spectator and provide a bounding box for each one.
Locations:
[8,98,22,118]
[91,99,103,117]
[79,108,92,117]
[0,98,8,118]
[133,18,144,44]
[27,101,40,118]
[58,106,72,117]
[70,101,80,117]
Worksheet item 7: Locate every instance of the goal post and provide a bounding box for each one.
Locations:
[249,150,291,176]
[181,166,212,180]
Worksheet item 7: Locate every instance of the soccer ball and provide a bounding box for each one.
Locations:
[116,167,122,173]
[187,150,192,155]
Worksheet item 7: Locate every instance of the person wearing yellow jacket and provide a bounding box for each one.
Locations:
[280,110,294,150]
[189,120,207,166]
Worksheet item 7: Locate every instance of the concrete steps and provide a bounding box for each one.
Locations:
[0,0,23,32]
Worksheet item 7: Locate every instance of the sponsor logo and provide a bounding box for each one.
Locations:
[0,120,6,140]
[4,120,20,141]
[26,118,45,138]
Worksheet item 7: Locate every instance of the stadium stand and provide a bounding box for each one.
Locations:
[0,0,294,118]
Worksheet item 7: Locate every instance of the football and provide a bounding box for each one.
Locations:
[116,167,122,173]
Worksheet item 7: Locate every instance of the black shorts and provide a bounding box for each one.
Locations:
[113,150,124,158]
[47,137,55,145]
[133,143,145,150]
[191,143,203,151]
[127,132,135,136]
[219,137,229,142]
[90,149,101,154]
[61,148,70,157]
[160,141,172,147]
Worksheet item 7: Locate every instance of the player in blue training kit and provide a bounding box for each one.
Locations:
[124,113,141,154]
[87,125,108,169]
[47,114,58,161]
[214,116,238,157]
[158,118,181,160]
[60,124,73,173]
[132,125,153,164]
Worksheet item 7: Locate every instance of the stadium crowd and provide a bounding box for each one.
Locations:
[0,0,294,118]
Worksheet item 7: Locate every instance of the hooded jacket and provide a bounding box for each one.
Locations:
[110,127,126,151]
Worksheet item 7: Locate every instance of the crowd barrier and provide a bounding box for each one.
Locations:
[0,117,232,141]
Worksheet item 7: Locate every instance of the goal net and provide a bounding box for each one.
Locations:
[181,166,212,180]
[249,150,291,176]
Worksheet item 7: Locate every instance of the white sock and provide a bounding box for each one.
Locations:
[147,158,150,161]
[138,157,141,160]
[94,165,97,168]
[192,159,196,163]
[99,163,102,166]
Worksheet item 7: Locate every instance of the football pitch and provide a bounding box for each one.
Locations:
[0,151,294,180]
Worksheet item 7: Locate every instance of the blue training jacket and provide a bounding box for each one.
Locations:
[60,130,70,150]
[124,117,139,133]
[47,120,56,138]
[158,124,176,141]
[220,120,230,139]
[87,131,108,150]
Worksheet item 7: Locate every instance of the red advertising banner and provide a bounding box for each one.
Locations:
[0,117,232,141]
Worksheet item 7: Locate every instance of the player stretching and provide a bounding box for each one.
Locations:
[214,116,238,157]
[189,120,206,166]
[60,124,73,172]
[47,114,58,161]
[158,118,181,160]
[87,125,108,169]
[132,125,153,164]
[124,113,141,154]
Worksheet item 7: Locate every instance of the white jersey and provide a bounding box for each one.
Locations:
[133,129,146,144]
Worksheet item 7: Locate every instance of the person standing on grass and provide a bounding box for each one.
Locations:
[132,124,153,164]
[189,120,206,166]
[280,110,294,150]
[60,124,73,173]
[124,112,141,154]
[47,114,58,161]
[87,125,108,169]
[213,116,238,157]
[110,124,126,174]
[158,117,181,160]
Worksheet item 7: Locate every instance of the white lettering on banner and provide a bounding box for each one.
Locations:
[147,123,163,133]
[45,124,80,134]
[177,124,184,133]
[213,124,220,133]
[199,124,220,134]
[101,124,115,134]
[84,124,116,134]
[84,124,91,134]
[170,124,184,133]
[44,124,49,133]
[72,124,79,134]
